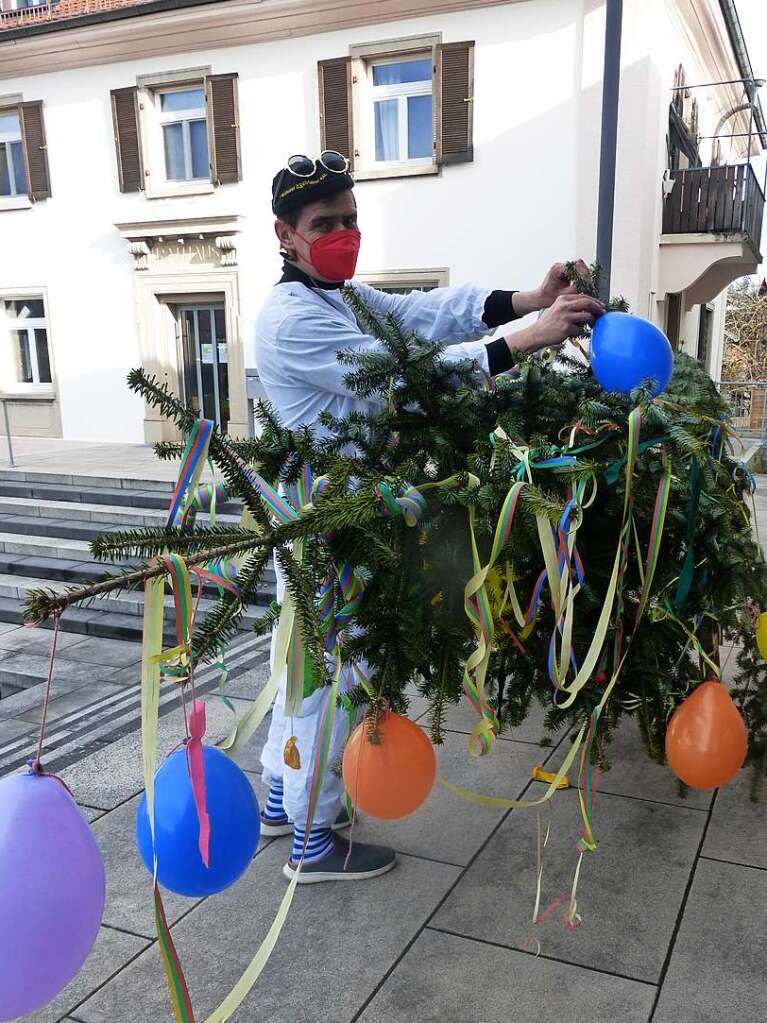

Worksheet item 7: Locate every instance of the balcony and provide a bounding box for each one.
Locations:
[658,163,765,309]
[0,0,152,30]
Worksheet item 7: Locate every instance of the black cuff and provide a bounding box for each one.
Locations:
[485,337,518,377]
[482,289,521,329]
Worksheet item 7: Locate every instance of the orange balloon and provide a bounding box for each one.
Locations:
[343,711,436,819]
[665,679,747,788]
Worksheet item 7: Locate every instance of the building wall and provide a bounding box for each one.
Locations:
[0,0,591,441]
[0,0,754,441]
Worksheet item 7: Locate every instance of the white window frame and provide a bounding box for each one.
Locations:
[157,84,208,183]
[350,33,441,182]
[1,292,55,394]
[135,67,215,200]
[368,54,433,169]
[0,108,25,198]
[355,268,449,292]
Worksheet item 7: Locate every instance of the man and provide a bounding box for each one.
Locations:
[254,151,603,885]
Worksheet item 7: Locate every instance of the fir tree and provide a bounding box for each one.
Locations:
[24,263,767,790]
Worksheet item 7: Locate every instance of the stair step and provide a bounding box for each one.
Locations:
[0,595,179,646]
[0,553,276,591]
[0,495,242,527]
[0,479,171,510]
[0,597,173,642]
[0,469,176,493]
[0,479,242,515]
[0,533,92,560]
[0,574,270,626]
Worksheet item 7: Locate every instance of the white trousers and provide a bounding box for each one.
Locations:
[259,560,359,828]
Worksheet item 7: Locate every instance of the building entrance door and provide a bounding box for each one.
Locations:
[178,304,230,431]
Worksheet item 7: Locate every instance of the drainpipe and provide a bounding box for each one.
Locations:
[718,0,767,148]
[595,0,623,303]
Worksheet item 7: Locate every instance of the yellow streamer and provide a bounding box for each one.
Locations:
[141,575,165,840]
[531,766,570,788]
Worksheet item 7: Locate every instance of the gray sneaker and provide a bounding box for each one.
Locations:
[283,834,397,884]
[260,806,352,839]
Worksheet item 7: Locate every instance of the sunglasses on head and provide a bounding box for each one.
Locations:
[286,151,350,177]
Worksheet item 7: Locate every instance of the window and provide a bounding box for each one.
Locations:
[111,71,241,198]
[370,57,433,165]
[318,37,474,181]
[158,87,209,182]
[0,111,27,197]
[356,268,449,293]
[3,297,53,388]
[0,101,51,206]
[697,304,714,369]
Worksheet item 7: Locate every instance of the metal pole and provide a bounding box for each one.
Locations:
[595,0,623,302]
[1,400,14,467]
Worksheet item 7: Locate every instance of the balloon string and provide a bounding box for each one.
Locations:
[344,709,365,872]
[189,577,204,706]
[31,611,62,774]
[179,577,205,743]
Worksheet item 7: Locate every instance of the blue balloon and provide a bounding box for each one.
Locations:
[136,745,260,897]
[591,312,673,397]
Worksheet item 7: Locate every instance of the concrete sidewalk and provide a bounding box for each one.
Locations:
[3,489,767,1023]
[0,436,189,482]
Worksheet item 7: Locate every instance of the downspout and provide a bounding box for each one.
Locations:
[595,0,623,303]
[718,0,767,148]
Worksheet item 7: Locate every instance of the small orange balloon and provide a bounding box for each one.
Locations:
[343,711,436,819]
[665,679,747,789]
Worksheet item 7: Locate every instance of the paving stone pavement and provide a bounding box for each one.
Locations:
[2,478,767,1023]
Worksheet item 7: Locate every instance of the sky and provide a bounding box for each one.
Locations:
[736,0,767,85]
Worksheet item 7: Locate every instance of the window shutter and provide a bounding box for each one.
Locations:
[19,101,51,201]
[318,57,354,169]
[110,87,144,193]
[436,41,475,165]
[206,73,241,185]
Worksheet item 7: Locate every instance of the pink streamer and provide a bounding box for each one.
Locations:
[187,699,211,867]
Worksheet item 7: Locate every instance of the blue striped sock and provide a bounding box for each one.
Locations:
[292,823,333,864]
[263,777,286,821]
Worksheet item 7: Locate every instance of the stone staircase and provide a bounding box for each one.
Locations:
[0,469,276,691]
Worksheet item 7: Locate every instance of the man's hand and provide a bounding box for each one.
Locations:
[509,294,605,357]
[511,259,594,317]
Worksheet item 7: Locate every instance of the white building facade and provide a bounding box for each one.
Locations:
[0,0,763,443]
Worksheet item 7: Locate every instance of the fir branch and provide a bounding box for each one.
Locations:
[90,524,262,562]
[24,539,264,623]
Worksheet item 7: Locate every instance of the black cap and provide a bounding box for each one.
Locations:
[272,166,354,218]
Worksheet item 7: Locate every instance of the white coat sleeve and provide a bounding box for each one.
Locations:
[277,308,489,399]
[348,281,492,344]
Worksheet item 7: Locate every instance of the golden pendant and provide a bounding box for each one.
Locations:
[283,735,301,770]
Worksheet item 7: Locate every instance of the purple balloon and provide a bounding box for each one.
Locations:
[0,771,105,1021]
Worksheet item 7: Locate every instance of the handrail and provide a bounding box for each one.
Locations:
[0,397,16,467]
[0,0,156,27]
[662,162,765,250]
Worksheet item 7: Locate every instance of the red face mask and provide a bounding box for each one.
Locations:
[294,228,361,281]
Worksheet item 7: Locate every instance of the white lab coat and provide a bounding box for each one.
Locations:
[255,278,494,826]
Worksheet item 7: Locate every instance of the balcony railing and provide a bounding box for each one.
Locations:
[662,163,765,253]
[0,0,152,29]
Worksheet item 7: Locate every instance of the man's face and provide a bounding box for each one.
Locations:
[275,190,359,281]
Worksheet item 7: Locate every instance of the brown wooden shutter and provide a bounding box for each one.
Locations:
[110,87,144,193]
[436,41,475,165]
[206,73,241,185]
[19,101,51,201]
[318,57,354,169]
